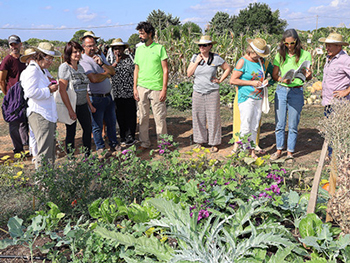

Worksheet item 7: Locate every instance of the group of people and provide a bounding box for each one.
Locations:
[0,21,169,168]
[187,29,350,161]
[1,25,349,167]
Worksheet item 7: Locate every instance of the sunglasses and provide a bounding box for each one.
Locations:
[284,41,296,46]
[198,44,209,47]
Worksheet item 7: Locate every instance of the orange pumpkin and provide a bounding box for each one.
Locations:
[322,182,329,191]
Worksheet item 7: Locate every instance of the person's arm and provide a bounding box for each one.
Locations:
[58,78,76,120]
[229,59,262,87]
[86,72,111,83]
[93,54,115,76]
[133,64,139,101]
[159,59,168,102]
[272,65,291,84]
[0,70,8,95]
[187,54,203,77]
[86,93,96,113]
[212,62,231,83]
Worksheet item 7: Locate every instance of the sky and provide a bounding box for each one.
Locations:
[0,0,349,43]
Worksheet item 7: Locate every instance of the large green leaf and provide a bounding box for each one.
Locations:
[299,213,322,238]
[7,216,24,238]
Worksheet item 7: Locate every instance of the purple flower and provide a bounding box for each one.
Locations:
[160,189,164,193]
[224,182,230,185]
[270,184,281,194]
[159,149,165,154]
[190,212,193,218]
[251,195,257,199]
[198,209,210,222]
[122,149,131,155]
[190,205,196,211]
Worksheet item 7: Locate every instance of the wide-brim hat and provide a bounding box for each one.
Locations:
[80,31,100,41]
[34,42,61,57]
[246,38,270,58]
[319,33,349,46]
[20,48,36,63]
[194,35,217,45]
[110,38,129,48]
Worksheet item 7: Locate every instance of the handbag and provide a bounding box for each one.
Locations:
[54,77,77,125]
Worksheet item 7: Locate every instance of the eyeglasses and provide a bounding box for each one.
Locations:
[84,44,96,48]
[44,56,54,62]
[198,44,209,47]
[284,41,296,46]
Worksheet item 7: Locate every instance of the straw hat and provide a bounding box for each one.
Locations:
[34,42,61,57]
[20,48,36,63]
[246,38,270,57]
[194,35,217,45]
[80,31,100,41]
[110,38,129,48]
[319,33,349,46]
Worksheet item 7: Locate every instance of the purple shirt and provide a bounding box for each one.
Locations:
[322,50,350,106]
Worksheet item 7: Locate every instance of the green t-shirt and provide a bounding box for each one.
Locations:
[134,42,168,91]
[273,49,312,87]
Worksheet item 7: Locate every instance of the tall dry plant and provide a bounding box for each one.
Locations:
[319,99,350,233]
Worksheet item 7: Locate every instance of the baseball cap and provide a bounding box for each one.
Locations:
[8,35,21,44]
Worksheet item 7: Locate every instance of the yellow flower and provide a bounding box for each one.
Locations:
[174,85,179,88]
[13,174,20,179]
[254,157,264,166]
[14,153,22,159]
[185,151,193,155]
[160,235,168,243]
[13,164,24,168]
[193,148,200,153]
[1,155,11,160]
[26,177,30,181]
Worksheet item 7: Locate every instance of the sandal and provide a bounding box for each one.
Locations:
[285,155,294,164]
[210,146,219,153]
[270,152,282,161]
[256,149,267,155]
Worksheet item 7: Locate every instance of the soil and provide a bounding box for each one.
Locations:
[0,104,326,261]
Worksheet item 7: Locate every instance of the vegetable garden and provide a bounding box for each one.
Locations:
[0,27,350,262]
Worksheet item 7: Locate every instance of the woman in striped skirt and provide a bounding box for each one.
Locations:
[187,36,231,153]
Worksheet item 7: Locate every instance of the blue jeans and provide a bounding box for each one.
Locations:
[89,94,118,150]
[274,84,304,152]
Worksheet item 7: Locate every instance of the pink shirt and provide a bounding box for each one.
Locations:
[322,50,350,106]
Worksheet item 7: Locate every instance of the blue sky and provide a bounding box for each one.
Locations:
[0,0,349,43]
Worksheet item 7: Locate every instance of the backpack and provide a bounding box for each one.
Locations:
[1,81,28,123]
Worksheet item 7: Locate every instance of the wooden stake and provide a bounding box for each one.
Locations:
[307,140,328,214]
[326,157,337,222]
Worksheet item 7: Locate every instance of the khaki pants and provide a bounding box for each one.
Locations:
[137,86,167,148]
[28,112,56,169]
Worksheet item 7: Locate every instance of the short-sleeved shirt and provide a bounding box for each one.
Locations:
[234,57,265,103]
[134,42,168,91]
[191,53,225,94]
[0,54,26,93]
[273,49,312,87]
[322,50,350,106]
[111,56,134,99]
[80,53,111,94]
[58,63,90,105]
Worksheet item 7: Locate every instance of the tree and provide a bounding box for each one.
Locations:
[70,30,87,43]
[182,22,202,37]
[128,33,140,48]
[208,12,234,36]
[147,9,181,31]
[232,3,286,35]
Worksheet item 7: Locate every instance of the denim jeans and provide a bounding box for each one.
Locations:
[89,94,118,150]
[274,84,304,152]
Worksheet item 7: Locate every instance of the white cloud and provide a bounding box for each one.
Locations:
[106,19,112,24]
[35,24,55,29]
[76,6,97,22]
[308,0,350,14]
[63,9,70,12]
[44,6,52,10]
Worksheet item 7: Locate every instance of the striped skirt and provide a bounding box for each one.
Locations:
[192,90,221,146]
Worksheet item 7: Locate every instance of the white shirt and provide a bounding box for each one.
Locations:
[21,60,57,122]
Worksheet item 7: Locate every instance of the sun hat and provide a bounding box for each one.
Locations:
[20,48,36,63]
[319,33,349,46]
[34,42,61,57]
[246,38,270,58]
[8,35,21,45]
[80,31,100,41]
[194,35,217,45]
[110,38,129,48]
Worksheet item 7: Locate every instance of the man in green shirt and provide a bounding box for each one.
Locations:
[133,21,169,149]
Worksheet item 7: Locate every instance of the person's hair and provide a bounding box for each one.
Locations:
[82,36,96,47]
[32,51,46,62]
[278,29,302,64]
[246,45,254,55]
[64,41,83,64]
[136,21,155,38]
